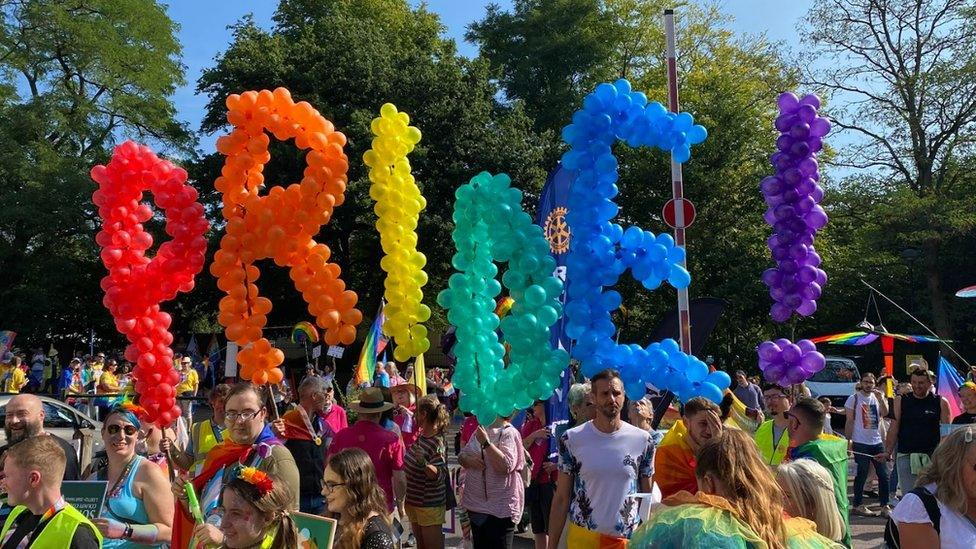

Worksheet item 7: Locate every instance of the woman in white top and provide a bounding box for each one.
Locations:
[889,427,976,548]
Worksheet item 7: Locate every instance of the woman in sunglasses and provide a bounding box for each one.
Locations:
[88,399,175,547]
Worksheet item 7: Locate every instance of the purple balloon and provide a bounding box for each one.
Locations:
[777,135,794,151]
[797,104,817,123]
[765,363,787,384]
[770,303,792,323]
[774,114,795,132]
[797,339,817,354]
[810,117,831,137]
[760,176,784,195]
[800,94,822,109]
[796,299,818,316]
[807,136,823,152]
[811,185,825,202]
[800,282,822,301]
[778,92,800,113]
[761,268,782,287]
[763,208,778,224]
[797,265,818,284]
[781,343,802,364]
[758,341,781,361]
[805,206,828,230]
[769,286,787,301]
[784,168,802,185]
[800,351,826,373]
[814,269,828,286]
[798,157,819,177]
[790,123,811,139]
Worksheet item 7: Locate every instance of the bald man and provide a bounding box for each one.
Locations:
[0,394,80,480]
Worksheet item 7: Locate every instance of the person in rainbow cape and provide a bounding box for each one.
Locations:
[786,397,852,548]
[171,383,300,549]
[631,429,843,548]
[654,397,724,499]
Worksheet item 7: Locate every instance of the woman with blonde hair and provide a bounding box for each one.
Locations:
[776,460,845,542]
[888,427,976,547]
[206,469,298,549]
[631,429,840,548]
[325,448,395,549]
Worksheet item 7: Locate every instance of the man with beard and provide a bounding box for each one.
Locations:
[0,394,80,481]
[654,396,723,499]
[547,369,656,548]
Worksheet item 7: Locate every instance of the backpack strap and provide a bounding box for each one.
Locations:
[909,487,941,534]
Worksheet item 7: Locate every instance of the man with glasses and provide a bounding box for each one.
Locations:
[273,375,347,514]
[171,383,299,548]
[755,385,793,465]
[787,397,851,547]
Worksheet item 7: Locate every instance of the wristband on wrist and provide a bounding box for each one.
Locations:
[123,525,133,539]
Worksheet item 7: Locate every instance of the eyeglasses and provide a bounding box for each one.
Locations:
[323,481,346,492]
[107,424,139,436]
[225,409,263,423]
[763,394,788,401]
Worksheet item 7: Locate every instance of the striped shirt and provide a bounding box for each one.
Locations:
[459,423,525,521]
[404,435,446,507]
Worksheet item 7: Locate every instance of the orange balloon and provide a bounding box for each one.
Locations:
[211,87,362,385]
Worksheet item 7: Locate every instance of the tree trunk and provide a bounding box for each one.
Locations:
[923,238,952,339]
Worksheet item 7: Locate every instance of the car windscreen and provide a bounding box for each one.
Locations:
[809,360,859,383]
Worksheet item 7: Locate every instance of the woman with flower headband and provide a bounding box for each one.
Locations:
[199,467,297,549]
[173,383,299,549]
[325,448,395,549]
[87,398,175,547]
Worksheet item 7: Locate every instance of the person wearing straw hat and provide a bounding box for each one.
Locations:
[330,387,406,514]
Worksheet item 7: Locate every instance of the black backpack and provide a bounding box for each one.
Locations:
[884,486,941,548]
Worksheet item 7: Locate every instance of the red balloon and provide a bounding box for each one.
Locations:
[91,142,209,427]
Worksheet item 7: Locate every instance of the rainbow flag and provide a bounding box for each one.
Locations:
[810,330,946,345]
[354,303,388,387]
[937,356,966,418]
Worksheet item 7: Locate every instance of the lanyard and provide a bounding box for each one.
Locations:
[296,406,324,446]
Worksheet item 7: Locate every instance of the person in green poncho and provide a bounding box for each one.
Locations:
[787,397,852,548]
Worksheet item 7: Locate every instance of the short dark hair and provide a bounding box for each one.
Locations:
[210,383,231,403]
[682,396,721,417]
[791,397,826,433]
[734,370,747,378]
[861,372,876,381]
[762,384,789,396]
[911,368,935,380]
[226,382,264,404]
[591,369,622,387]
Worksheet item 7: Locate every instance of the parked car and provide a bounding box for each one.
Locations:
[805,356,860,432]
[0,394,103,469]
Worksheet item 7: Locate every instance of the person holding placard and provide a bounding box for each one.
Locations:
[87,399,174,547]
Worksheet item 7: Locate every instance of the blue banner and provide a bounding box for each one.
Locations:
[535,164,574,457]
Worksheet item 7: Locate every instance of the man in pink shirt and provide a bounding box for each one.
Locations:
[329,387,406,512]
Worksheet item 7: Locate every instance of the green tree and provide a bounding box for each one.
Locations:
[191,0,551,343]
[803,0,976,338]
[0,0,187,346]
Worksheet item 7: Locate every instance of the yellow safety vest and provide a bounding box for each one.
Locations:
[190,419,222,475]
[755,419,790,465]
[0,503,103,548]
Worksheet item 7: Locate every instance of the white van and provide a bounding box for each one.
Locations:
[805,356,860,407]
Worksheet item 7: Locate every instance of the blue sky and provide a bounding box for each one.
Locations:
[166,0,814,150]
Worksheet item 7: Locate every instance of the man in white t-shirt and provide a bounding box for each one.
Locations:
[845,371,891,517]
[547,369,655,548]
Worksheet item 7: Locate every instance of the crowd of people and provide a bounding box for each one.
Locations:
[0,351,975,548]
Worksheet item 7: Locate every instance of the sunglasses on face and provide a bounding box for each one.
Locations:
[107,424,138,436]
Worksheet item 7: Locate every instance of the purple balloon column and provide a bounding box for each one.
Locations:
[756,92,831,386]
[760,92,831,323]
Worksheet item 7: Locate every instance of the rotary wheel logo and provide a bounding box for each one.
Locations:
[544,207,570,254]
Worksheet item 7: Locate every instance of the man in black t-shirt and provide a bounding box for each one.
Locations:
[0,394,81,480]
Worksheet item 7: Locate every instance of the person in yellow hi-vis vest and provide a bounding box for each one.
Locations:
[755,384,793,466]
[0,435,102,547]
[161,383,230,476]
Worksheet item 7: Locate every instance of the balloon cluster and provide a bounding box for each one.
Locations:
[91,141,209,426]
[364,103,431,361]
[760,92,831,322]
[560,79,727,403]
[757,338,826,386]
[210,88,362,386]
[437,172,569,424]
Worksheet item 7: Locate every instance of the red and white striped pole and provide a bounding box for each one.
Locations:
[664,9,693,355]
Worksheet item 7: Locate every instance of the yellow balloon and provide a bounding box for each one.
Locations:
[364,103,430,359]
